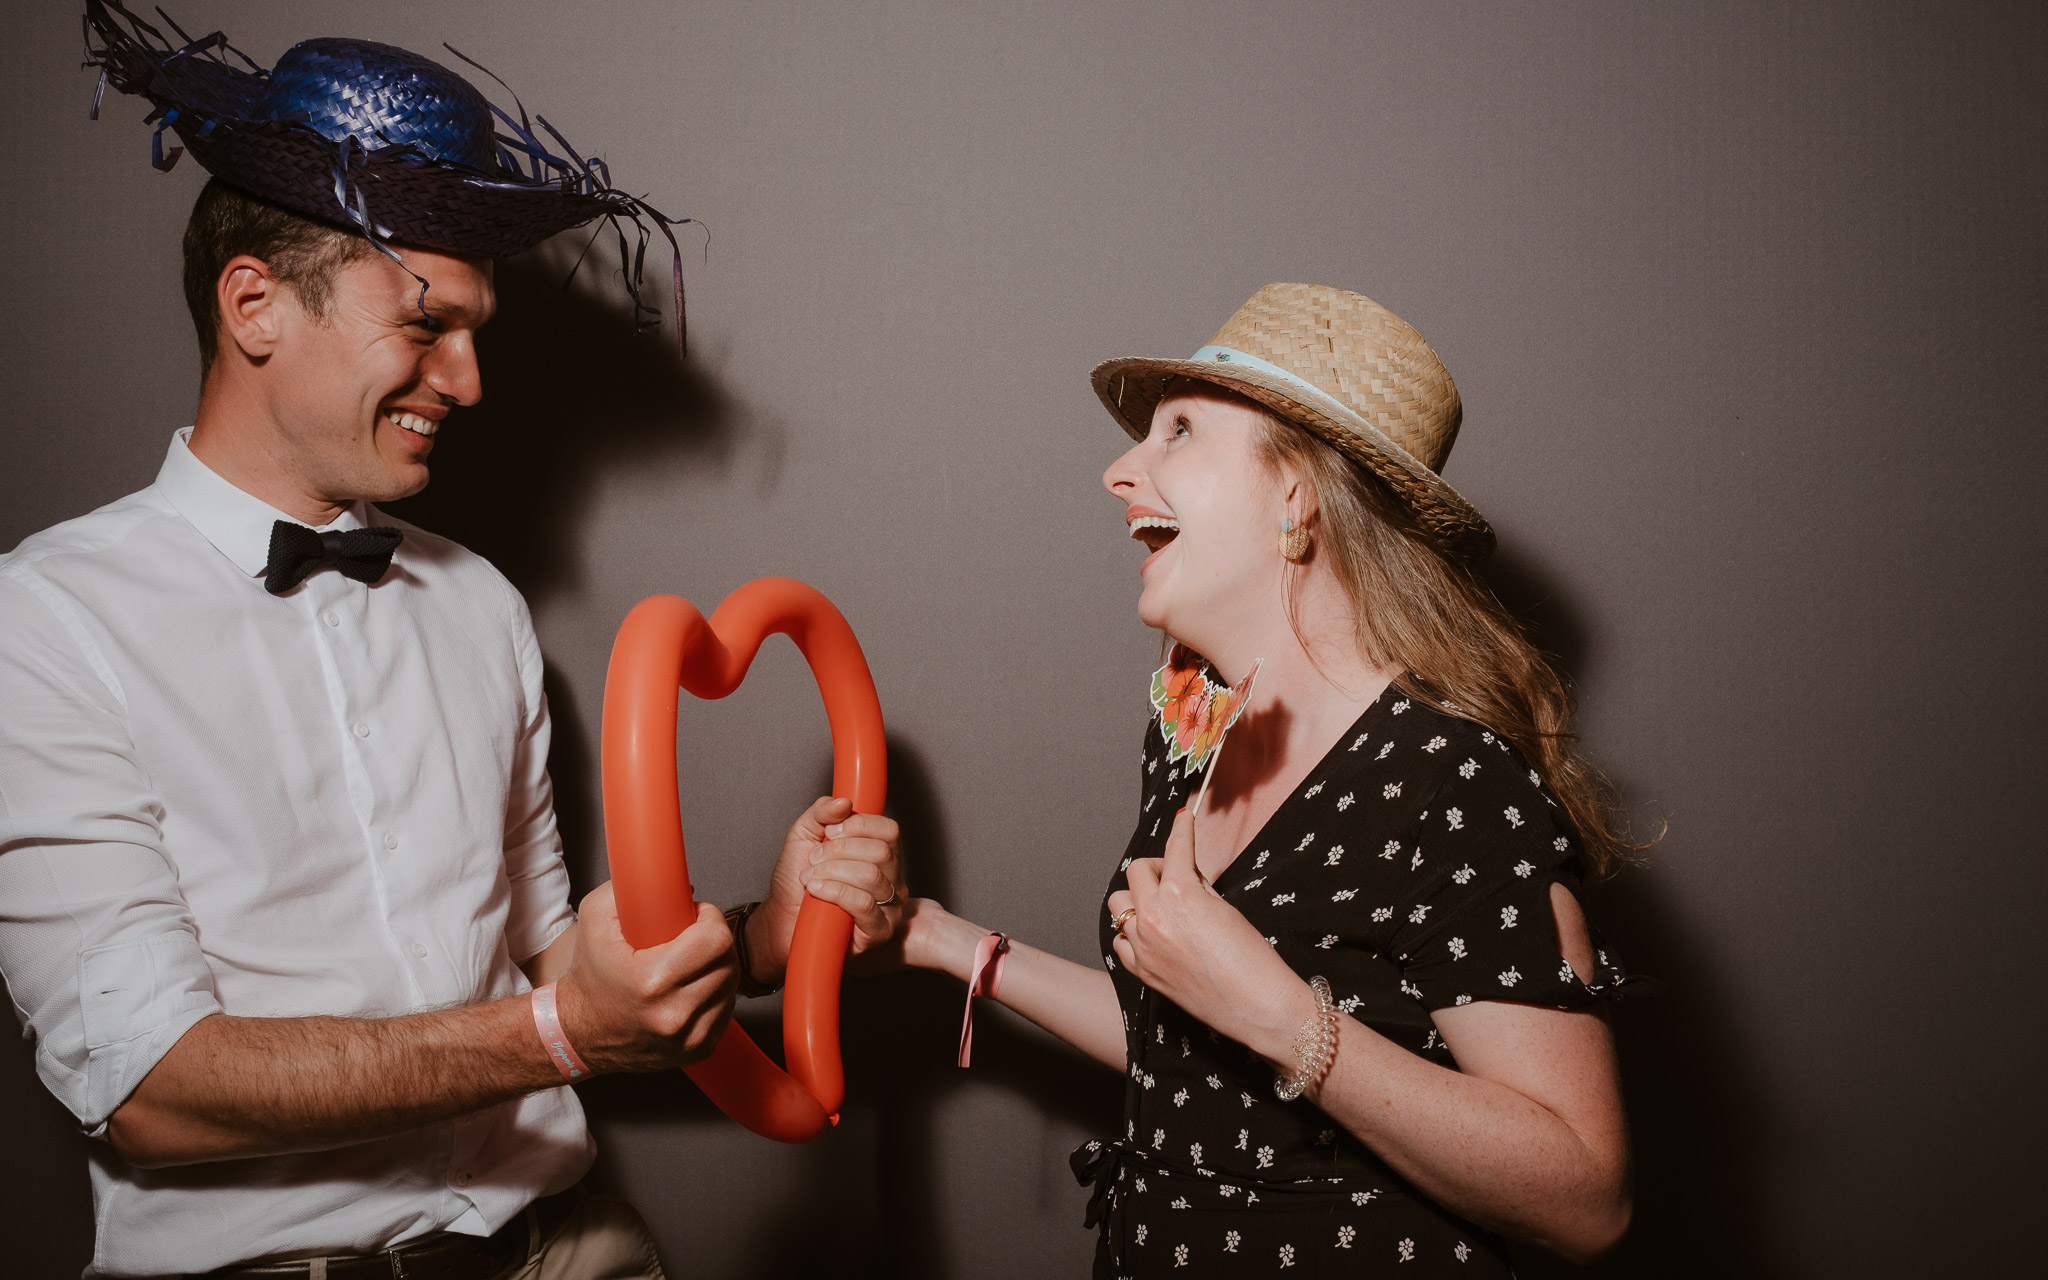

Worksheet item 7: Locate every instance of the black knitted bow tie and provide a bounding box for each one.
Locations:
[264,521,404,594]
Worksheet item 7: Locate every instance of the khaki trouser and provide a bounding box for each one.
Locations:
[491,1192,667,1280]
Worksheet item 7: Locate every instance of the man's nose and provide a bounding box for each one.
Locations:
[424,331,483,407]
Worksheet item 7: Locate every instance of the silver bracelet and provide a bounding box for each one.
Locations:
[1274,976,1340,1101]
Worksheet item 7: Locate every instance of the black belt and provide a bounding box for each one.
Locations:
[193,1185,581,1280]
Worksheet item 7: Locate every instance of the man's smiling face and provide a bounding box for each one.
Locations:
[256,245,495,508]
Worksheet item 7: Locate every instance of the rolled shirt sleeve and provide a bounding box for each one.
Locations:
[496,575,575,965]
[0,576,222,1134]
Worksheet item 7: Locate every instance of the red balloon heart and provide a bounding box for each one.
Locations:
[601,577,886,1142]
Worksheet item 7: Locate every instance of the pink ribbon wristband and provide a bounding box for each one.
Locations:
[530,982,591,1082]
[957,932,1010,1068]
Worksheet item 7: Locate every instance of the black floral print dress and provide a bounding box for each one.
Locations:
[1070,685,1639,1278]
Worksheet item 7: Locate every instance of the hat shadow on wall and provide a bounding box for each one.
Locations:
[384,241,742,611]
[1483,544,1785,1280]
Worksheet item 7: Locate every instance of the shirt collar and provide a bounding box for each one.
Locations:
[153,427,371,579]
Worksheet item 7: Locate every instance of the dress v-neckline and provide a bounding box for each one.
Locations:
[1199,683,1399,894]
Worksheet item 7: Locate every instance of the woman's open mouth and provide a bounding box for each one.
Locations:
[1129,514,1179,572]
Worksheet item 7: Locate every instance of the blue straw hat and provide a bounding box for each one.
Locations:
[83,0,692,342]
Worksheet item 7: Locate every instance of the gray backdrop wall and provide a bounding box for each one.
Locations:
[3,2,2041,1276]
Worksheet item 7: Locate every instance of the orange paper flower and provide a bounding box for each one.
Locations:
[1150,646,1261,774]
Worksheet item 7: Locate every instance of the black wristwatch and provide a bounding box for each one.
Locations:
[723,901,783,999]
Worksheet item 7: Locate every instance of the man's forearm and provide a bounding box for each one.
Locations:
[110,995,561,1168]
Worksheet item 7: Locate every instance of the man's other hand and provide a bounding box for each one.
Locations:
[554,882,738,1073]
[751,796,906,984]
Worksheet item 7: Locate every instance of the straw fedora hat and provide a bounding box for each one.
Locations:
[1091,283,1493,560]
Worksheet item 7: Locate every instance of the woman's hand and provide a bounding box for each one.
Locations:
[1107,807,1319,1066]
[751,796,906,983]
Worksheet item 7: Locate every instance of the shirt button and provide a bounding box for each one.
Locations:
[353,722,371,739]
[323,610,340,627]
[453,1170,471,1187]
[412,942,428,958]
[384,833,399,850]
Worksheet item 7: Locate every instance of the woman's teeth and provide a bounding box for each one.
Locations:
[1129,514,1180,552]
[387,410,438,437]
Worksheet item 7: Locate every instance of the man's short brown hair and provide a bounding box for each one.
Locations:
[181,179,378,373]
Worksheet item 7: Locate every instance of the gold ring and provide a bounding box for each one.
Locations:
[873,889,900,908]
[1112,907,1138,935]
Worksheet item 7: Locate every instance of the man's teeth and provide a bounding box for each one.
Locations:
[1128,515,1180,538]
[387,410,438,437]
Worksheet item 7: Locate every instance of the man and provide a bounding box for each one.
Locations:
[0,8,905,1277]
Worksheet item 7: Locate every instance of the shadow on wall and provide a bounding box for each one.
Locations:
[385,242,743,613]
[1484,545,1783,1279]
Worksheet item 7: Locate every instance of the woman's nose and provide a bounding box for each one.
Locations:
[1103,441,1147,495]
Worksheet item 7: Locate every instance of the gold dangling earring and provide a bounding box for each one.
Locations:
[1280,516,1311,562]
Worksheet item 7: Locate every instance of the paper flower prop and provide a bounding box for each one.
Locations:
[1150,645,1261,775]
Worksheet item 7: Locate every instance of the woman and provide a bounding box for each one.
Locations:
[896,283,1645,1276]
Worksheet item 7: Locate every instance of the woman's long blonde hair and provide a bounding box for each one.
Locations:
[1256,414,1653,881]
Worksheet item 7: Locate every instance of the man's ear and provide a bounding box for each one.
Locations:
[215,254,290,361]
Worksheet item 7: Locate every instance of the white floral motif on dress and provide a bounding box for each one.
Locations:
[1458,758,1480,778]
[1225,1229,1241,1251]
[1337,1225,1357,1248]
[1136,1177,1147,1192]
[1454,1241,1471,1261]
[1303,781,1325,799]
[1513,860,1535,878]
[1448,937,1467,960]
[1173,1088,1188,1107]
[1424,735,1447,753]
[1207,1073,1222,1089]
[1337,994,1363,1012]
[1318,934,1339,949]
[1237,1127,1249,1149]
[1398,1237,1415,1262]
[1382,840,1401,859]
[1189,1142,1203,1164]
[1501,905,1520,929]
[1445,807,1464,830]
[1318,1129,1337,1145]
[1256,1145,1275,1169]
[1351,1190,1379,1206]
[1153,1128,1165,1149]
[1145,794,1156,812]
[1499,966,1523,987]
[1296,832,1316,852]
[1143,1072,1157,1089]
[1452,865,1476,885]
[1182,1035,1192,1057]
[1325,845,1344,866]
[1148,756,1158,773]
[1455,994,1473,1005]
[1241,1092,1257,1109]
[1335,889,1360,903]
[1411,849,1426,870]
[1560,959,1577,982]
[1157,1024,1167,1044]
[1172,1197,1190,1210]
[1173,1242,1189,1265]
[1529,769,1541,785]
[1272,892,1296,905]
[1383,782,1403,798]
[1279,1243,1297,1267]
[1337,792,1355,811]
[1377,741,1396,760]
[1408,904,1431,924]
[1392,699,1410,714]
[1370,905,1392,921]
[1481,732,1494,743]
[1400,979,1423,1000]
[1136,1224,1148,1244]
[1350,732,1370,750]
[1254,850,1271,869]
[1504,806,1524,828]
[1554,836,1570,852]
[1244,877,1265,891]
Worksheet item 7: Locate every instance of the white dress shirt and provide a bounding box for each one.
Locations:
[0,430,592,1277]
